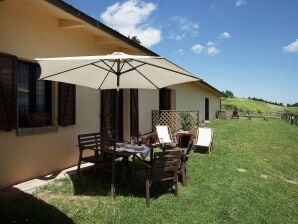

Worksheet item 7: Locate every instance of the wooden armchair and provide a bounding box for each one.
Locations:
[180,144,193,187]
[77,132,111,174]
[133,150,181,207]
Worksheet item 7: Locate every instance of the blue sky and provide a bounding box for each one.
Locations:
[65,0,298,104]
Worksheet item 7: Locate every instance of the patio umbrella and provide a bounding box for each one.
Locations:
[36,52,199,198]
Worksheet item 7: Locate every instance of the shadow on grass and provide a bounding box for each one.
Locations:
[67,161,177,201]
[0,187,74,224]
[193,146,210,154]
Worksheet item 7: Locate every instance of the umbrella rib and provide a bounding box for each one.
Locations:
[101,60,117,74]
[91,63,116,74]
[126,61,159,89]
[40,60,102,80]
[119,60,126,73]
[133,58,197,79]
[121,62,146,74]
[97,61,116,90]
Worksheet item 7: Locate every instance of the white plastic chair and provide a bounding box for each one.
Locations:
[193,127,214,154]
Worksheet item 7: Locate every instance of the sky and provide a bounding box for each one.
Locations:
[64,0,298,104]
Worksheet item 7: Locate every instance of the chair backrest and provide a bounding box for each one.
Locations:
[151,150,181,182]
[195,127,212,147]
[156,125,173,144]
[78,132,101,150]
[77,132,111,151]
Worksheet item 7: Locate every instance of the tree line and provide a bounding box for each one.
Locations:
[247,97,284,106]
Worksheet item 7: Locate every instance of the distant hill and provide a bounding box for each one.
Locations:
[221,98,298,114]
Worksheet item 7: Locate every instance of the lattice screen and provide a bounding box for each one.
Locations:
[152,110,200,135]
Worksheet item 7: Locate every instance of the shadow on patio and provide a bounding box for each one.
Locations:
[0,187,74,224]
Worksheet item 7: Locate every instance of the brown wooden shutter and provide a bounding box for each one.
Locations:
[58,83,76,126]
[0,53,17,131]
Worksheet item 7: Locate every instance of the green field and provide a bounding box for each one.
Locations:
[222,97,298,114]
[1,119,297,224]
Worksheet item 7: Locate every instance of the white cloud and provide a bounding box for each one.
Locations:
[169,33,186,40]
[174,49,185,54]
[207,41,215,46]
[207,46,220,56]
[191,42,220,56]
[283,39,298,53]
[191,44,204,54]
[170,16,199,39]
[235,0,247,7]
[100,0,161,48]
[171,16,199,31]
[219,32,231,39]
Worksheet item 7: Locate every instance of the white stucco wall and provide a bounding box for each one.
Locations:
[137,82,221,136]
[138,89,159,134]
[0,0,140,188]
[170,82,221,122]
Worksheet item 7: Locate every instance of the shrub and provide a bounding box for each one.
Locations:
[180,112,193,131]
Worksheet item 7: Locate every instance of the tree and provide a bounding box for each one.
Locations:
[287,102,298,107]
[223,90,234,98]
[130,36,141,44]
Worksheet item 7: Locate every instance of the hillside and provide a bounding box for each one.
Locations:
[221,97,298,114]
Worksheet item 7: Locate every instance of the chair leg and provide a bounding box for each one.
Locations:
[77,150,82,175]
[130,156,136,193]
[209,142,213,154]
[146,178,150,208]
[181,160,187,187]
[93,150,99,173]
[174,179,179,197]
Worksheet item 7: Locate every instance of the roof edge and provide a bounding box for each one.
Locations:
[45,0,159,57]
[199,79,225,97]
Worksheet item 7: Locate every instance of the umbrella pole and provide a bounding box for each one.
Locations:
[111,60,120,199]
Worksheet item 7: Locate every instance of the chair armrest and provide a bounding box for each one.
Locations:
[140,132,157,144]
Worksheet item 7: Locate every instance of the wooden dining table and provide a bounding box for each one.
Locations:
[102,143,152,186]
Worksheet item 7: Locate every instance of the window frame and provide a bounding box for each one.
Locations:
[17,60,53,129]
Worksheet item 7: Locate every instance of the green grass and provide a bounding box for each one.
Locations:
[222,97,285,113]
[1,119,298,224]
[287,107,298,114]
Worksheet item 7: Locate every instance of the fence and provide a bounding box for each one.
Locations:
[281,112,298,125]
[152,110,200,135]
[218,110,284,119]
[238,111,283,119]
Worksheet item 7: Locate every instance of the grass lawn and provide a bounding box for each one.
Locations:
[1,119,297,224]
[222,97,298,115]
[221,97,285,113]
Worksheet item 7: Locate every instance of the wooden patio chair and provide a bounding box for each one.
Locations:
[77,132,111,174]
[192,127,214,154]
[155,125,193,187]
[180,144,193,187]
[133,150,181,207]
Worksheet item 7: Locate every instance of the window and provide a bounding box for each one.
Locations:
[1,52,75,132]
[17,61,52,127]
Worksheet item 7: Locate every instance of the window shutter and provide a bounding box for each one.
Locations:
[0,53,17,131]
[58,83,76,126]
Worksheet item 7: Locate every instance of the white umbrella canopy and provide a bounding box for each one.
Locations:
[35,52,199,198]
[36,52,198,90]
